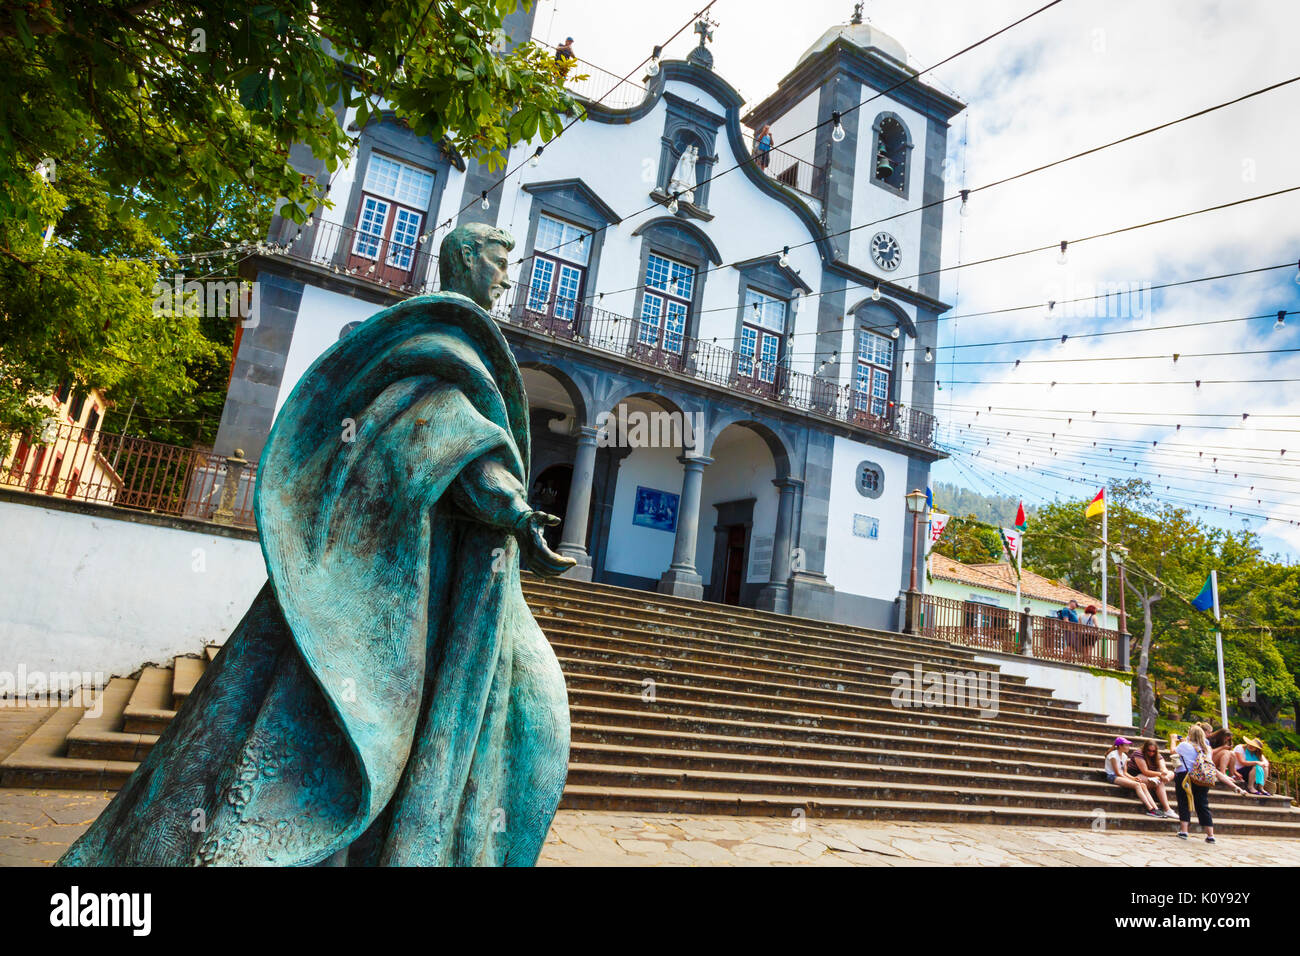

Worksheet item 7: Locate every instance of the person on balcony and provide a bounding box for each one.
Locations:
[1080,604,1098,627]
[1056,599,1080,623]
[753,125,773,170]
[1104,737,1172,819]
[554,36,576,74]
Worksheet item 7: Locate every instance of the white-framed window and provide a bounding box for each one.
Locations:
[350,153,434,273]
[639,252,693,354]
[739,287,787,382]
[527,214,590,323]
[855,330,894,416]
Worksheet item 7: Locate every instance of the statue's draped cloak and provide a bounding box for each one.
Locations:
[59,294,570,866]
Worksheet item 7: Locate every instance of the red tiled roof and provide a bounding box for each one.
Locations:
[930,553,1120,616]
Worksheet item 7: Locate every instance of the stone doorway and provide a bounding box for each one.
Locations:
[530,464,572,552]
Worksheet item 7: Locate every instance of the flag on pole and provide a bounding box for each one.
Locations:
[1191,573,1217,613]
[1085,488,1106,519]
[1001,528,1023,569]
[926,486,933,511]
[1014,501,1027,531]
[926,512,950,554]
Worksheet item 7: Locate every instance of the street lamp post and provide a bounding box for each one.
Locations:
[904,488,927,633]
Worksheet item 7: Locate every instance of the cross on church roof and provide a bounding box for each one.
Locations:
[694,16,715,47]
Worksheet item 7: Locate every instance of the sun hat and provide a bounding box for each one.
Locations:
[1244,737,1265,751]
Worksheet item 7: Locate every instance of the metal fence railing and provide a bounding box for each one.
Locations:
[3,423,255,528]
[919,592,1120,669]
[749,143,824,202]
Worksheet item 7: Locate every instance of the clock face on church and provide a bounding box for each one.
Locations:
[870,231,902,271]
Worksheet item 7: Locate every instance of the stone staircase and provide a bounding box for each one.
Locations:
[4,576,1298,836]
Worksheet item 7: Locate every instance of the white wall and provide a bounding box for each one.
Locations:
[848,98,929,278]
[0,500,266,688]
[823,434,910,600]
[974,651,1134,728]
[276,286,384,415]
[603,443,683,580]
[695,426,778,585]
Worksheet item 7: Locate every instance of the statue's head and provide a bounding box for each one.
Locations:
[438,223,515,309]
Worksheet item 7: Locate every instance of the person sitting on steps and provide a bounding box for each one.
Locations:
[1131,739,1176,817]
[1208,727,1235,775]
[1105,737,1174,818]
[1232,737,1271,796]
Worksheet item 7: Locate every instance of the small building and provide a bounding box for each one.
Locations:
[2,385,121,505]
[929,552,1120,622]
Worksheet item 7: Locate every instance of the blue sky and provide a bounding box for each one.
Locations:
[536,0,1300,559]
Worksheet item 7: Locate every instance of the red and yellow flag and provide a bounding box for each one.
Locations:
[1085,488,1105,520]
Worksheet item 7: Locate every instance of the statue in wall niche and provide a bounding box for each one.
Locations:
[59,223,576,867]
[667,143,699,206]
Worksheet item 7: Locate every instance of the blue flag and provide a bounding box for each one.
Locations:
[926,486,933,511]
[1191,574,1216,612]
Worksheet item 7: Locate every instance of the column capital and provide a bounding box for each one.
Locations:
[772,476,804,491]
[575,424,601,444]
[678,454,714,470]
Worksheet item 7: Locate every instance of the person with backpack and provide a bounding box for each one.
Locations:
[1174,724,1250,843]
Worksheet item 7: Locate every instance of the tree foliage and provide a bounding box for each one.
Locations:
[1,0,580,443]
[931,514,1006,566]
[1023,478,1299,737]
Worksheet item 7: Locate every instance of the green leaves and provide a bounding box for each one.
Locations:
[0,0,578,445]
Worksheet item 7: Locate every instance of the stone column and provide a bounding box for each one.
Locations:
[757,477,803,614]
[657,454,713,600]
[557,425,598,581]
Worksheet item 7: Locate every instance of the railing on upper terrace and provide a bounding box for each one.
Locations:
[556,53,649,112]
[748,142,824,203]
[918,592,1121,669]
[3,423,256,529]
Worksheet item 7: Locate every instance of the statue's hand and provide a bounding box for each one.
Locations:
[515,511,577,577]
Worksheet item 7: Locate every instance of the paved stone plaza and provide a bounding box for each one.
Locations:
[7,706,1300,866]
[4,707,1300,867]
[3,789,1299,867]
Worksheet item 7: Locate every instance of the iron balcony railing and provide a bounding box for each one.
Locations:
[271,223,939,448]
[918,592,1121,669]
[748,142,824,203]
[3,422,255,528]
[492,290,939,448]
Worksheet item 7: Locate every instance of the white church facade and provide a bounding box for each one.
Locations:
[213,9,964,630]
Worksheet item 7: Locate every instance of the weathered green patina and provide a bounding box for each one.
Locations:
[59,224,575,866]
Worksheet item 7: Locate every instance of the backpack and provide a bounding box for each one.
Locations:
[1188,747,1217,786]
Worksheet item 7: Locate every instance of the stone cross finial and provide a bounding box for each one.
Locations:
[693,16,714,47]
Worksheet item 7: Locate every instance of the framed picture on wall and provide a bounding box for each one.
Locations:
[633,486,679,533]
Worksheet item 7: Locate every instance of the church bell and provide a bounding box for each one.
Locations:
[875,142,893,180]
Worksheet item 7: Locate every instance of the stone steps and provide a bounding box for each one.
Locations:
[2,576,1290,837]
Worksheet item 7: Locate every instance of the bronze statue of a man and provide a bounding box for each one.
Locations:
[60,224,575,866]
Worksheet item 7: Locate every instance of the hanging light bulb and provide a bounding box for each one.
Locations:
[1044,300,1056,319]
[1278,310,1288,331]
[480,190,490,211]
[924,347,933,363]
[667,193,679,215]
[831,111,845,143]
[959,189,970,218]
[1057,240,1069,266]
[778,245,790,268]
[529,147,543,168]
[871,282,882,302]
[1294,259,1300,285]
[646,45,663,77]
[890,324,900,339]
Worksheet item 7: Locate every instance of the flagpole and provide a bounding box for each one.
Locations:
[1100,485,1109,632]
[1015,533,1023,613]
[1212,569,1228,729]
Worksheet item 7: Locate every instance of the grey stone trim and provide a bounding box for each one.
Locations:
[213,270,304,460]
[814,268,848,389]
[828,591,902,632]
[899,454,932,592]
[850,300,908,411]
[817,75,861,252]
[866,110,915,200]
[629,220,715,346]
[655,91,725,212]
[919,118,950,303]
[707,497,755,604]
